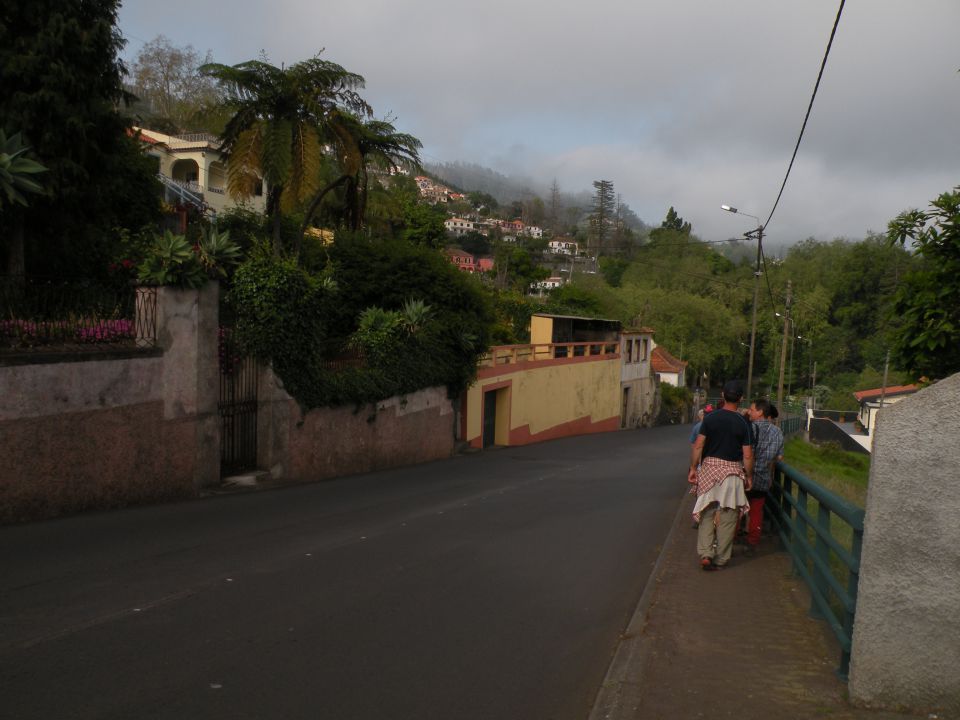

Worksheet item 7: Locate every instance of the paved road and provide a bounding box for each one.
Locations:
[1,425,690,720]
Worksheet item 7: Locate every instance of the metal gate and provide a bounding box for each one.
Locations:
[218,329,259,475]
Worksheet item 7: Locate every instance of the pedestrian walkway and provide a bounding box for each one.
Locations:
[590,493,929,720]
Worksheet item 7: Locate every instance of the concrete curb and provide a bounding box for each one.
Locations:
[587,488,691,720]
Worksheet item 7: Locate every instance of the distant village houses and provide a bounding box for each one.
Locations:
[531,276,565,292]
[548,239,578,255]
[444,218,475,236]
[443,248,493,274]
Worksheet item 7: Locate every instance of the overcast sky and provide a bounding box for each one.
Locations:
[119,1,959,247]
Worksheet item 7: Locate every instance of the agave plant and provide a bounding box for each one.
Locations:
[401,298,432,335]
[197,227,242,279]
[0,130,47,208]
[137,230,207,288]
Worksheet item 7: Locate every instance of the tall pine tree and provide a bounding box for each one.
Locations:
[0,0,161,278]
[589,179,615,256]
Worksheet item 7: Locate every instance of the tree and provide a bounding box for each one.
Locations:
[301,113,421,241]
[548,179,562,231]
[458,231,490,257]
[523,195,546,226]
[200,55,371,251]
[468,191,498,214]
[399,199,446,248]
[129,35,223,132]
[659,206,692,234]
[0,0,162,278]
[0,131,47,208]
[0,130,47,278]
[493,244,548,292]
[887,187,960,378]
[589,180,615,256]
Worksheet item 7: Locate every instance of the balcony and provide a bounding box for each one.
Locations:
[479,341,619,368]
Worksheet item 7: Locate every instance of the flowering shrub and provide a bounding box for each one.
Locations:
[1,318,135,348]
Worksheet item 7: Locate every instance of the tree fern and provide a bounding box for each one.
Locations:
[227,125,264,199]
[262,119,292,188]
[282,123,322,213]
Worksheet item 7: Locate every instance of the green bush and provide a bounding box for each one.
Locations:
[227,235,495,410]
[657,382,692,424]
[228,248,328,364]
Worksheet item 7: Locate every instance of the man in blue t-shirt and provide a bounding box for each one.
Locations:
[688,380,753,570]
[689,404,714,444]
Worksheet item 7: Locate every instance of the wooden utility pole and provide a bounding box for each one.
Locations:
[811,360,817,411]
[879,348,891,408]
[776,280,792,413]
[746,225,763,399]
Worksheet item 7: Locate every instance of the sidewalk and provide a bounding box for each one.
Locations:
[590,493,930,720]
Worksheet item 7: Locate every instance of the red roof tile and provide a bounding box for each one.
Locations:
[651,345,687,374]
[853,384,919,402]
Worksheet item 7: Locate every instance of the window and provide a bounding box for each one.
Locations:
[626,339,634,363]
[641,339,649,361]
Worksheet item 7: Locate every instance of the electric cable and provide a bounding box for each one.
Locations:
[763,0,846,231]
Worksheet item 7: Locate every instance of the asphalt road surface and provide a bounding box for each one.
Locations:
[1,425,690,720]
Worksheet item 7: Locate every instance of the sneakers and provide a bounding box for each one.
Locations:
[700,556,727,571]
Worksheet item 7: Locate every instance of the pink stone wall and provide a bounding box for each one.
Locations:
[258,376,456,483]
[0,401,198,523]
[0,284,220,523]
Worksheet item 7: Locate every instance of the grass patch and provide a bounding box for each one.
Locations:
[782,437,869,508]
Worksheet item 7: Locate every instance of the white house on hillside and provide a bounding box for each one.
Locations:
[135,127,267,216]
[444,218,475,236]
[549,239,577,255]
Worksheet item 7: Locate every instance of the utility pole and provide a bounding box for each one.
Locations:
[879,348,891,409]
[776,279,792,413]
[811,360,817,412]
[720,205,762,399]
[746,225,763,399]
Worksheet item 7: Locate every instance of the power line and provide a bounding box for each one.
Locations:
[760,247,780,313]
[763,0,846,231]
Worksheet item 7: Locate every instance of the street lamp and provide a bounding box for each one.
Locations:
[721,204,763,400]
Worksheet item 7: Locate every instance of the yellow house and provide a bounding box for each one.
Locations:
[135,127,267,217]
[461,314,624,448]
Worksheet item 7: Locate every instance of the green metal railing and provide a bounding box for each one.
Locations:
[767,461,865,679]
[779,414,806,437]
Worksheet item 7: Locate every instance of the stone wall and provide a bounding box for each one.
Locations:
[0,284,220,523]
[849,372,960,713]
[256,368,456,482]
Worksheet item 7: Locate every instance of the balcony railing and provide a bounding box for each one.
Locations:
[479,341,619,368]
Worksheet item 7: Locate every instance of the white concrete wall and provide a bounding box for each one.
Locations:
[849,372,960,714]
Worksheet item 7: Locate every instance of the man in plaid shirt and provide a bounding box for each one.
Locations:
[744,399,784,551]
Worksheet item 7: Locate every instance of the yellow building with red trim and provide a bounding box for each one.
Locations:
[461,314,654,448]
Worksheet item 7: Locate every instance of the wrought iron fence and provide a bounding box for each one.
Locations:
[767,461,865,679]
[780,414,806,437]
[0,276,156,352]
[218,326,259,475]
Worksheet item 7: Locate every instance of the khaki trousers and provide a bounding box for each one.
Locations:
[697,504,739,566]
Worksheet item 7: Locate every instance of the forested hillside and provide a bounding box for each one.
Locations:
[530,213,918,411]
